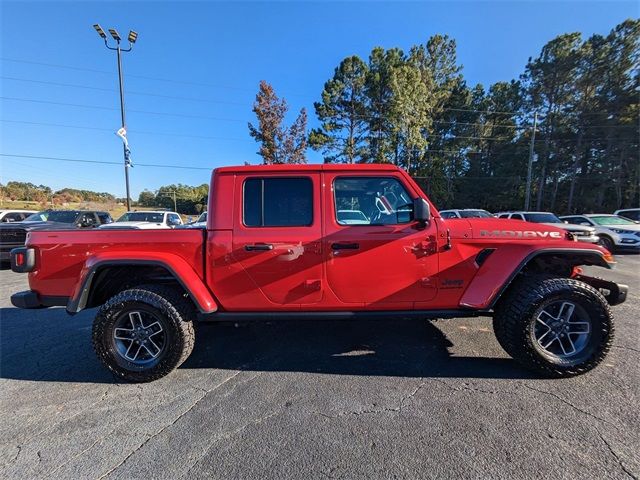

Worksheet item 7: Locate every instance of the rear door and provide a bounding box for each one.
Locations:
[231,174,323,307]
[323,172,439,308]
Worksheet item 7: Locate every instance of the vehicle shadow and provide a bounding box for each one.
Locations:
[0,307,533,383]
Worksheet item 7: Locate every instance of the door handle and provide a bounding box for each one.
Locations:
[245,244,274,251]
[331,242,360,250]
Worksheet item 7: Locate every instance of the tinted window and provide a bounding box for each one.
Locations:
[334,177,413,225]
[511,214,524,220]
[459,210,493,218]
[118,212,164,223]
[498,213,510,219]
[590,215,636,226]
[2,212,27,222]
[97,213,112,224]
[440,211,458,219]
[77,213,97,227]
[244,178,313,227]
[524,213,562,223]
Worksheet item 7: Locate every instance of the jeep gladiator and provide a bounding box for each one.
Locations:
[9,164,628,382]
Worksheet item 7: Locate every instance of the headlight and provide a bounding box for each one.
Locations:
[611,229,632,234]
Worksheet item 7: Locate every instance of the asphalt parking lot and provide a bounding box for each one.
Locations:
[1,256,638,479]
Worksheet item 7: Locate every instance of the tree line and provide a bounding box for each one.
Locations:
[0,181,116,205]
[248,19,639,214]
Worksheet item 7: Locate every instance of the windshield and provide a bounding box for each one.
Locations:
[459,210,493,218]
[590,215,636,226]
[524,213,562,223]
[117,212,164,223]
[25,211,78,223]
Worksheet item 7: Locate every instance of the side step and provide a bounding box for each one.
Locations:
[198,309,488,322]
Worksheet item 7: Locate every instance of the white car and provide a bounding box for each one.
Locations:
[100,211,183,229]
[560,214,640,251]
[440,209,494,219]
[496,211,599,244]
[614,208,640,222]
[0,210,37,223]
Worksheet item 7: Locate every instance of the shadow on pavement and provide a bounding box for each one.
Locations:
[0,307,533,383]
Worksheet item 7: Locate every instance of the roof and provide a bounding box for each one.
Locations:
[214,164,402,174]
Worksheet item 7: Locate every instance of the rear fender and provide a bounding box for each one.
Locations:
[459,247,613,310]
[67,252,217,314]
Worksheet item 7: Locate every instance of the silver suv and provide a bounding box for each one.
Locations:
[496,211,599,244]
[440,209,494,219]
[560,214,640,252]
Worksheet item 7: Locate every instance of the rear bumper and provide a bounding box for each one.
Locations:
[11,291,68,309]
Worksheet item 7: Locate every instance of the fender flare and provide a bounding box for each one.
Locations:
[459,248,613,311]
[67,253,218,314]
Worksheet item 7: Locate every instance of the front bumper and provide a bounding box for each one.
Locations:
[11,291,68,309]
[575,275,628,306]
[575,234,600,244]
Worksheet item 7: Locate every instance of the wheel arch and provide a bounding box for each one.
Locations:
[67,258,218,314]
[460,248,613,311]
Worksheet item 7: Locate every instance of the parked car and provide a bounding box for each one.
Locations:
[9,164,626,382]
[100,211,183,229]
[561,214,640,251]
[496,211,599,244]
[184,211,207,228]
[0,210,37,223]
[613,208,640,222]
[440,209,494,219]
[0,210,112,262]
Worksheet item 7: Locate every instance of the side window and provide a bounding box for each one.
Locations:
[511,214,524,221]
[243,177,313,227]
[497,213,509,219]
[334,177,413,226]
[78,213,97,227]
[97,213,112,224]
[3,212,25,222]
[440,211,457,219]
[167,213,181,225]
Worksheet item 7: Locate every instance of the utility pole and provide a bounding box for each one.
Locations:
[93,24,138,211]
[524,111,538,211]
[159,190,178,212]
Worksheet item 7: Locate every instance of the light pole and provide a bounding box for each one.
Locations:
[93,24,138,211]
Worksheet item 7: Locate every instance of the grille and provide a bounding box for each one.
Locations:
[573,231,591,237]
[0,228,27,245]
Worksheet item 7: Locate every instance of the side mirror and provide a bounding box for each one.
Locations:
[413,198,430,223]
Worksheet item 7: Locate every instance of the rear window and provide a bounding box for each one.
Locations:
[243,177,313,227]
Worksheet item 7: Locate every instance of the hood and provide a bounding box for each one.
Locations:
[598,223,640,233]
[463,217,570,241]
[0,221,78,231]
[100,221,168,229]
[542,222,595,233]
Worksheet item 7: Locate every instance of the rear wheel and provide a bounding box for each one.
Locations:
[92,285,196,382]
[493,275,613,377]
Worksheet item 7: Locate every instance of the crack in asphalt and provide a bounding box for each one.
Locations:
[96,371,244,479]
[612,345,640,354]
[314,381,428,418]
[522,385,616,427]
[44,429,116,479]
[178,409,283,478]
[597,429,638,480]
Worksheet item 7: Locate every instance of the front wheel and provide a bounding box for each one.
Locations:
[493,275,614,377]
[597,235,615,252]
[92,285,196,382]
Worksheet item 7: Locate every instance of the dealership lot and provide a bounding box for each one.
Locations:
[1,256,638,479]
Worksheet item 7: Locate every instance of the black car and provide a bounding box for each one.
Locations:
[0,210,113,263]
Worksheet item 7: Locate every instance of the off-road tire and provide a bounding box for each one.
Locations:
[92,284,196,382]
[493,275,614,377]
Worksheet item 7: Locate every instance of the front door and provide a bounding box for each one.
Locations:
[323,173,439,308]
[232,174,323,307]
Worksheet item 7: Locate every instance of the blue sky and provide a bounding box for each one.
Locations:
[1,1,637,198]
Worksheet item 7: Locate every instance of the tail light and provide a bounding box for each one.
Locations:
[10,247,35,273]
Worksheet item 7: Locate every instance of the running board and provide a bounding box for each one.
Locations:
[198,309,488,322]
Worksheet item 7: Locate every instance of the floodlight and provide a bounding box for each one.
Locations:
[108,28,121,42]
[93,24,107,39]
[128,30,138,44]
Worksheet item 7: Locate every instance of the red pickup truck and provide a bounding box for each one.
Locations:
[10,164,627,382]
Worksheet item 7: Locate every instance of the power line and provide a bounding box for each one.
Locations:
[1,76,249,106]
[0,96,247,122]
[0,119,246,142]
[0,153,212,170]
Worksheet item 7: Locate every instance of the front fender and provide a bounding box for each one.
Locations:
[459,246,613,310]
[67,252,218,314]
